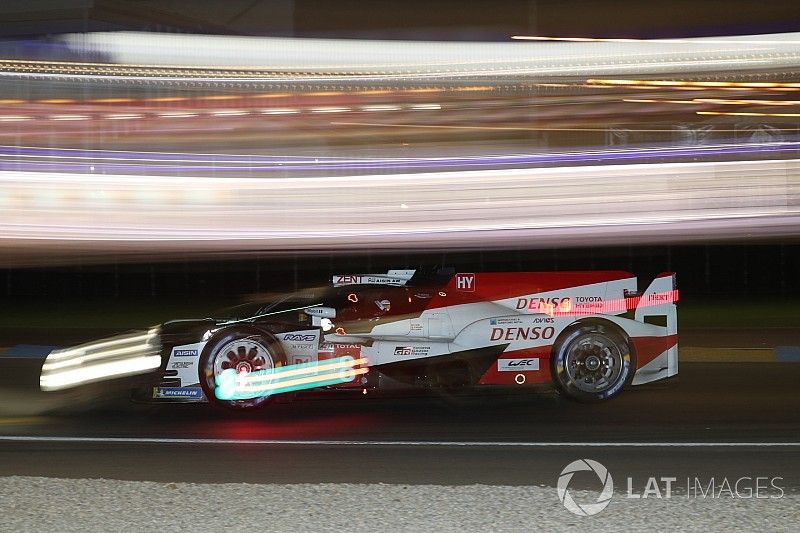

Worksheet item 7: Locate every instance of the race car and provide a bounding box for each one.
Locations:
[40,268,678,410]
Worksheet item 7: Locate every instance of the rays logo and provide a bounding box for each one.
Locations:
[283,334,316,342]
[557,459,613,516]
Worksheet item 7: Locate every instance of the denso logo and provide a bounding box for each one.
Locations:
[455,273,475,292]
[173,349,198,357]
[283,333,317,342]
[516,297,572,311]
[490,326,555,341]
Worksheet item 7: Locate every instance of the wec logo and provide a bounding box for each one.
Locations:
[497,358,540,371]
[557,459,614,516]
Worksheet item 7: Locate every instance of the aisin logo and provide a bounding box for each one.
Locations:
[557,459,613,516]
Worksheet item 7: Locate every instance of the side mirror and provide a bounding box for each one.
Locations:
[304,306,337,319]
[305,306,337,328]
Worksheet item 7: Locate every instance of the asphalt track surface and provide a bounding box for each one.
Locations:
[0,362,798,490]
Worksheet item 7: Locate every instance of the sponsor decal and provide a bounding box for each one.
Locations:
[154,387,203,399]
[374,299,392,312]
[648,292,671,302]
[490,326,555,341]
[173,349,198,357]
[410,322,424,332]
[293,356,312,365]
[498,358,540,371]
[334,275,408,286]
[516,297,572,313]
[336,275,363,284]
[576,296,603,303]
[490,317,523,325]
[393,346,430,357]
[283,333,317,342]
[414,293,432,299]
[455,273,475,292]
[171,361,193,369]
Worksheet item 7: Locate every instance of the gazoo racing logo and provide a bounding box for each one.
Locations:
[283,333,317,342]
[490,326,555,341]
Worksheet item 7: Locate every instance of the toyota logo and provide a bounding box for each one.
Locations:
[557,459,613,516]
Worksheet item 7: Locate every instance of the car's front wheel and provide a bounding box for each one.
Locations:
[199,327,286,411]
[551,323,634,402]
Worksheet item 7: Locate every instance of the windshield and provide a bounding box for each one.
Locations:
[211,290,327,320]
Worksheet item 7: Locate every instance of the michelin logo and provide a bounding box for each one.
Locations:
[154,387,203,399]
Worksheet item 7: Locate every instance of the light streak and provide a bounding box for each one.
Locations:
[104,114,142,120]
[697,111,800,117]
[589,79,800,89]
[310,107,351,113]
[40,328,161,391]
[512,35,800,44]
[215,356,368,400]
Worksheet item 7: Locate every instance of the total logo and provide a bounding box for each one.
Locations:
[557,459,614,516]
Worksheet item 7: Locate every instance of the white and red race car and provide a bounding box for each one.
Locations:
[40,269,678,410]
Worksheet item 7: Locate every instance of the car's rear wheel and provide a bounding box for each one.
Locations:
[551,323,634,402]
[199,327,286,411]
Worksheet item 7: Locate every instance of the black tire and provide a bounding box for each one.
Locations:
[198,326,286,411]
[551,323,634,402]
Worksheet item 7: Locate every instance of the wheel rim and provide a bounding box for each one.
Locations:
[212,338,274,401]
[564,333,624,393]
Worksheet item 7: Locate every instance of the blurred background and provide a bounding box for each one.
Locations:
[0,0,798,343]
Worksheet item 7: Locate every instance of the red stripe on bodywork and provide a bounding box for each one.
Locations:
[427,271,634,310]
[631,335,678,368]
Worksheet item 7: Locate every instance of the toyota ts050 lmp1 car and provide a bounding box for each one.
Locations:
[40,269,678,410]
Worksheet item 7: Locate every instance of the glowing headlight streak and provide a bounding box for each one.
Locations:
[40,327,161,391]
[39,355,162,391]
[215,356,368,400]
